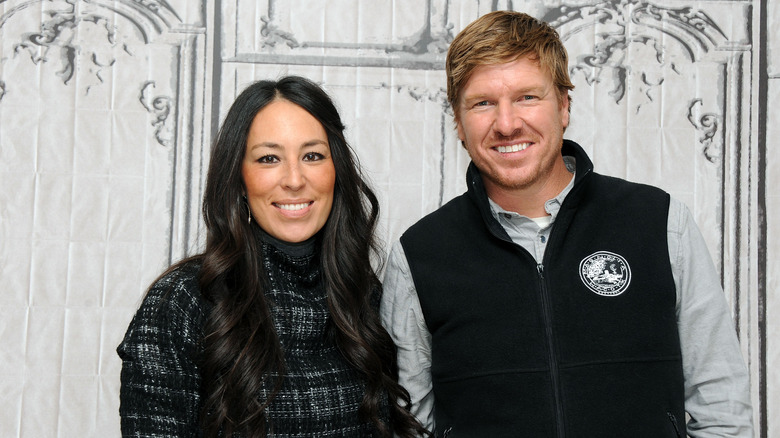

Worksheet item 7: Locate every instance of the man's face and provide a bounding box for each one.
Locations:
[456,55,570,198]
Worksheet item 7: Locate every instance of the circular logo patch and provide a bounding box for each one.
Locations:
[579,251,631,296]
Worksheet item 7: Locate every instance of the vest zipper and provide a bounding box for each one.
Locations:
[667,412,682,438]
[537,263,565,437]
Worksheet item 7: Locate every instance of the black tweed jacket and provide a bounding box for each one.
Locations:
[117,233,382,437]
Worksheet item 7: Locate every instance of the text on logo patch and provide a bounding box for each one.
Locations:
[579,251,631,296]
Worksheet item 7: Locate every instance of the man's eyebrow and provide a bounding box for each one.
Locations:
[462,84,547,101]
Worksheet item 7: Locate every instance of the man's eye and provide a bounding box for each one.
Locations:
[474,101,489,107]
[522,95,537,101]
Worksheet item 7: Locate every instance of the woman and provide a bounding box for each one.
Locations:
[117,76,428,437]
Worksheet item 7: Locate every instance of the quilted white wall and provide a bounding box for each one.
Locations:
[0,0,775,436]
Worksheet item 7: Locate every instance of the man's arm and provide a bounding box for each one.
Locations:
[668,199,753,437]
[380,241,436,430]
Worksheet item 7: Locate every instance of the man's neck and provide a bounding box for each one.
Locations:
[486,160,573,217]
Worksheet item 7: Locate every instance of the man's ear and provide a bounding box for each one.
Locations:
[560,95,570,130]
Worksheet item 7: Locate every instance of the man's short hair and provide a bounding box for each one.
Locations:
[446,10,574,121]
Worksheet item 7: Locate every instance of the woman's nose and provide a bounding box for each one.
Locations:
[281,162,304,190]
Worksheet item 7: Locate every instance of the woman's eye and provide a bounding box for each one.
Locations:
[303,152,325,161]
[257,155,279,163]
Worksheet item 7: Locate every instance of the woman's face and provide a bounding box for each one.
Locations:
[241,99,336,243]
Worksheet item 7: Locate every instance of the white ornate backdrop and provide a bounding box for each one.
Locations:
[0,0,776,436]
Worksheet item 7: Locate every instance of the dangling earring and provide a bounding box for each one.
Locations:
[242,195,252,224]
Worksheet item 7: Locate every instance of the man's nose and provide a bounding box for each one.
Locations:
[494,101,523,137]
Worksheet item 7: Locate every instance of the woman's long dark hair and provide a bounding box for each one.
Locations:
[195,76,428,437]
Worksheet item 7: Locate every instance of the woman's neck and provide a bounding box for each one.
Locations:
[255,226,318,258]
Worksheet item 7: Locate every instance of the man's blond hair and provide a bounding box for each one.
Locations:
[446,11,574,121]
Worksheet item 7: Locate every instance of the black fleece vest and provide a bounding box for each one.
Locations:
[401,142,685,438]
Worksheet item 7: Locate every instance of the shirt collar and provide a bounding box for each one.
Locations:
[488,155,577,225]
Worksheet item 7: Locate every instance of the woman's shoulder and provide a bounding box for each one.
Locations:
[126,258,208,334]
[151,259,202,294]
[145,258,206,313]
[118,258,208,360]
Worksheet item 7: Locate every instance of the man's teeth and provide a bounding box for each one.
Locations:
[497,143,530,153]
[278,202,309,211]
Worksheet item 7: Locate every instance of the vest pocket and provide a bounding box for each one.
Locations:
[667,411,682,438]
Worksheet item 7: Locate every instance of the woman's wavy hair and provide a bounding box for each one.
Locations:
[195,76,427,437]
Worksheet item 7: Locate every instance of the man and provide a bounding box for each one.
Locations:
[380,10,753,437]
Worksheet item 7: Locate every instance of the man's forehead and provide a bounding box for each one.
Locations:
[461,62,551,95]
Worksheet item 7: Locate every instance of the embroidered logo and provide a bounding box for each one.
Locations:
[579,251,631,296]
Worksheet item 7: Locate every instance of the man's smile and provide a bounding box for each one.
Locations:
[495,142,532,153]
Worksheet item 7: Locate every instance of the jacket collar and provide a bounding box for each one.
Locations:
[465,139,594,241]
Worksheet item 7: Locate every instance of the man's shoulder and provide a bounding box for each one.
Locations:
[399,191,488,262]
[403,192,473,235]
[587,172,670,201]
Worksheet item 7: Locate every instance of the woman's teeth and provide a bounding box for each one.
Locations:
[277,202,309,211]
